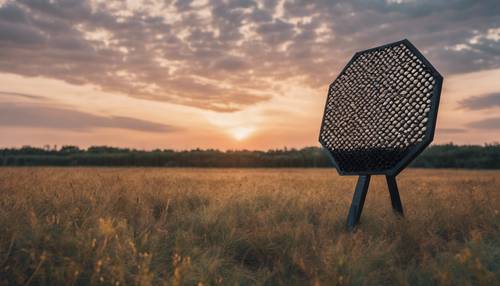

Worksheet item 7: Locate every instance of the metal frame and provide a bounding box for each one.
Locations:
[319,39,443,177]
[346,175,404,230]
[318,39,443,229]
[346,175,370,230]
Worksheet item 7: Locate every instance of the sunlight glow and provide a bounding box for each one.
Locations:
[231,127,254,141]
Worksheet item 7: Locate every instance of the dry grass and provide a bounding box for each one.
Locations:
[0,168,499,285]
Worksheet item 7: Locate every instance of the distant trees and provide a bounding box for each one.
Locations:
[60,145,81,153]
[411,143,500,169]
[0,144,499,169]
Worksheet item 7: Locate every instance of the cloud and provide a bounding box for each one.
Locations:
[438,128,468,134]
[0,90,46,100]
[467,117,500,129]
[0,102,178,132]
[0,0,499,112]
[458,92,500,110]
[256,19,295,45]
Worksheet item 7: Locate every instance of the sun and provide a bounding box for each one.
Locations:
[230,127,254,141]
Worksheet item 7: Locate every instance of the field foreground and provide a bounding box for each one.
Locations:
[0,168,499,285]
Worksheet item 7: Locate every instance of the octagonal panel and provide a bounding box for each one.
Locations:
[319,39,443,176]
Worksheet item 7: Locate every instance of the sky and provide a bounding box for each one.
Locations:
[0,0,499,150]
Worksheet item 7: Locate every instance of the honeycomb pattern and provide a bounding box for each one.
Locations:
[319,40,441,174]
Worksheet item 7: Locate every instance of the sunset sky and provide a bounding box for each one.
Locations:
[0,0,499,150]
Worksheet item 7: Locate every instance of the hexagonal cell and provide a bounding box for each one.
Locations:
[319,39,443,175]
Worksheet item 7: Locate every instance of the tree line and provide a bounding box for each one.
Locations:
[0,144,499,169]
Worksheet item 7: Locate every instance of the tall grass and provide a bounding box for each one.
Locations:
[0,168,498,285]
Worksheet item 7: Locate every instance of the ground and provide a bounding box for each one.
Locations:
[0,168,499,285]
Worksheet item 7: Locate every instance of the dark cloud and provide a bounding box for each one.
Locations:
[174,0,193,12]
[0,0,499,112]
[256,19,295,45]
[0,90,46,100]
[458,93,500,110]
[212,56,249,71]
[0,102,177,132]
[438,128,467,134]
[467,117,500,129]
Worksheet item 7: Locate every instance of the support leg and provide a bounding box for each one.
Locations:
[386,175,404,216]
[347,175,371,230]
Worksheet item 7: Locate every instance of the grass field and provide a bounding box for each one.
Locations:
[0,168,499,285]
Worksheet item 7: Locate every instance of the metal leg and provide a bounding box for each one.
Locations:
[347,175,371,230]
[386,175,404,216]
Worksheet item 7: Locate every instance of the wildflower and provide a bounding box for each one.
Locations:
[96,260,103,272]
[455,248,471,264]
[40,251,47,261]
[99,218,115,236]
[128,240,137,255]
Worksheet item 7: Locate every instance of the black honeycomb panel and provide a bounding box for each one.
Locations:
[319,39,442,175]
